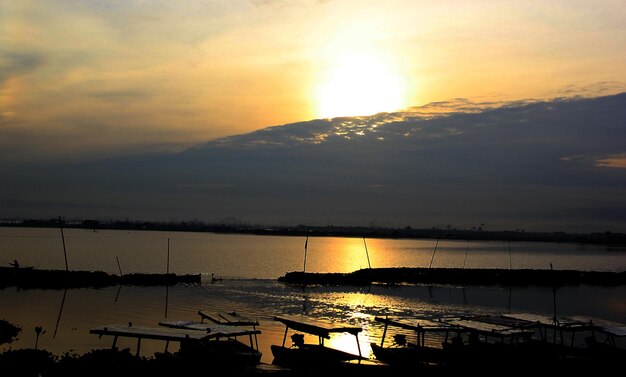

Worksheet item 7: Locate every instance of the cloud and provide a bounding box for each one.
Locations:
[89,89,152,102]
[556,82,626,98]
[595,154,626,169]
[1,93,625,232]
[0,51,44,83]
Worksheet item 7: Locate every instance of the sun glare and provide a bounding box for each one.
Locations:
[316,52,406,119]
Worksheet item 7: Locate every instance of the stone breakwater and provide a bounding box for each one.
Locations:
[0,266,201,289]
[278,267,626,286]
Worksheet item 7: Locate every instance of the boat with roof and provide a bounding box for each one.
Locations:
[270,314,387,372]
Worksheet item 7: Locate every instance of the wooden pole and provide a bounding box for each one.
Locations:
[303,231,309,273]
[114,284,122,304]
[165,239,170,319]
[116,256,123,276]
[164,285,169,319]
[53,289,67,339]
[363,237,372,269]
[463,240,469,269]
[58,217,69,272]
[166,238,170,274]
[550,261,557,328]
[428,236,440,268]
[508,240,512,270]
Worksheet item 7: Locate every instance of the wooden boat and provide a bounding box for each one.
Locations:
[159,319,262,366]
[198,310,259,327]
[91,321,262,367]
[370,316,458,367]
[443,317,536,365]
[441,313,625,373]
[196,310,260,350]
[90,323,211,355]
[270,314,386,371]
[372,315,538,368]
[499,313,626,361]
[579,317,626,358]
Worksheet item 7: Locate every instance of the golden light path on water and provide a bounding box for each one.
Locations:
[1,280,625,364]
[1,229,625,364]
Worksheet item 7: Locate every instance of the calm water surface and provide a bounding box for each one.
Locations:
[1,227,624,277]
[1,227,625,363]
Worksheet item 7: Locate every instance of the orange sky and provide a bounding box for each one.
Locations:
[1,0,625,162]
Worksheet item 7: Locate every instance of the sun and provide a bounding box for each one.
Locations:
[315,52,406,119]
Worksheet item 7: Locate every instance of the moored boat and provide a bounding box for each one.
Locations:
[270,314,387,372]
[90,320,262,368]
[370,316,456,367]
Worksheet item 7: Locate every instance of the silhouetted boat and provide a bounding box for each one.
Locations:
[498,313,626,361]
[370,314,598,370]
[578,317,626,358]
[159,319,262,366]
[198,310,259,327]
[197,310,260,350]
[270,314,386,371]
[370,316,458,367]
[91,321,262,367]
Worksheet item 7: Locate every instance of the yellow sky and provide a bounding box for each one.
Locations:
[1,0,625,161]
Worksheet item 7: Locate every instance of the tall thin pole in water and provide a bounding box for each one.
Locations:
[550,261,557,328]
[508,240,512,270]
[116,256,123,276]
[165,285,169,319]
[166,238,170,274]
[462,240,469,269]
[428,236,440,268]
[58,216,69,272]
[53,288,67,338]
[114,284,122,304]
[165,238,170,319]
[303,230,309,273]
[363,237,372,269]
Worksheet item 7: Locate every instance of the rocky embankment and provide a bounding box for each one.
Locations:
[278,267,626,286]
[0,266,201,289]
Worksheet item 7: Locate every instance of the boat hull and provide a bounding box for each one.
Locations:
[178,339,262,367]
[271,344,361,369]
[370,343,447,366]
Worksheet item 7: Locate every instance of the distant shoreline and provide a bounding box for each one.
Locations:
[2,219,626,246]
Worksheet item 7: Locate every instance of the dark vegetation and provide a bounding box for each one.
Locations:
[0,320,282,376]
[0,348,290,377]
[0,319,21,345]
[2,218,626,246]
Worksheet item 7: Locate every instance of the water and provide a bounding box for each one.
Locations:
[1,227,624,277]
[1,227,625,363]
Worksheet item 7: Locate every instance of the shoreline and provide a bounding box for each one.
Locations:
[3,221,626,247]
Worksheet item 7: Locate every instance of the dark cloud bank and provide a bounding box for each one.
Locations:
[2,93,626,232]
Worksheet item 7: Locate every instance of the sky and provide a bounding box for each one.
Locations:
[1,1,626,232]
[2,93,625,233]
